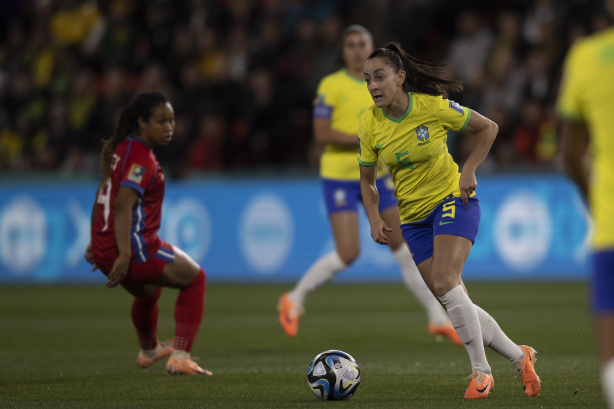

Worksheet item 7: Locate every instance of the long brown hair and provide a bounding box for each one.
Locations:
[99,92,168,183]
[367,42,463,98]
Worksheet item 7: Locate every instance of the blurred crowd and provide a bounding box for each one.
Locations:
[0,0,610,178]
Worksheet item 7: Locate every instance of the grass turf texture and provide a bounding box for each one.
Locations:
[0,282,604,408]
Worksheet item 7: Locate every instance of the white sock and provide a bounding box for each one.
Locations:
[439,285,491,374]
[603,358,614,409]
[171,350,190,360]
[288,251,347,305]
[393,246,449,326]
[140,341,162,358]
[475,305,524,362]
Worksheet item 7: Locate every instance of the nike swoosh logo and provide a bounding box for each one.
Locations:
[476,382,490,393]
[376,141,388,148]
[453,324,464,329]
[439,220,454,225]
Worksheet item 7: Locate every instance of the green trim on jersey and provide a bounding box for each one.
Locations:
[459,109,472,132]
[381,93,413,123]
[358,158,377,166]
[342,69,366,85]
[557,108,583,123]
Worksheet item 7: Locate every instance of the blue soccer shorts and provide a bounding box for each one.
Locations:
[322,176,397,215]
[593,250,614,313]
[400,196,481,265]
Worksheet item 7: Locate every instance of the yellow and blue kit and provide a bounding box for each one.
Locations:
[358,92,471,224]
[314,69,396,214]
[557,27,614,311]
[357,92,475,265]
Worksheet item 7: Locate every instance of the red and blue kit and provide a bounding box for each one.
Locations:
[92,136,174,277]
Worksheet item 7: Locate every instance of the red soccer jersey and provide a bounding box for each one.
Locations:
[92,136,165,263]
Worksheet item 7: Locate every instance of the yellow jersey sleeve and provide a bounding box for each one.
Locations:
[557,43,584,122]
[437,98,471,132]
[313,76,336,120]
[357,112,378,166]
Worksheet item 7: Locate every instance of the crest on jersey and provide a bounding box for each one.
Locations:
[449,100,464,115]
[128,164,146,183]
[416,125,429,142]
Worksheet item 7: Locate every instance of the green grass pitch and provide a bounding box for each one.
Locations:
[0,282,605,408]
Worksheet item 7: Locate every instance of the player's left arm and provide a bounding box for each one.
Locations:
[458,110,498,205]
[560,120,590,201]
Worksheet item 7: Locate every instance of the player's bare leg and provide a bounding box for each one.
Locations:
[380,207,460,345]
[279,211,356,336]
[597,315,614,408]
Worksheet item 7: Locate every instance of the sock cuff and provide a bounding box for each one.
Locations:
[326,251,348,270]
[392,245,410,261]
[437,285,465,307]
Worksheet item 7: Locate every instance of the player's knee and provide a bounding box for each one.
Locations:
[430,274,455,298]
[189,268,206,292]
[338,248,359,265]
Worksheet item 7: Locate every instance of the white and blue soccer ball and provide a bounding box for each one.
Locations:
[307,350,361,400]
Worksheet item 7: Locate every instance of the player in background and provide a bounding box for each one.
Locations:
[359,42,541,399]
[84,92,212,376]
[558,0,614,405]
[277,25,460,345]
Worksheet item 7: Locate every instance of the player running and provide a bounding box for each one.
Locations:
[358,42,540,399]
[278,25,459,345]
[558,2,614,405]
[85,92,212,376]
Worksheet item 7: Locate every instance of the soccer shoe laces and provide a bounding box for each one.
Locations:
[466,370,487,386]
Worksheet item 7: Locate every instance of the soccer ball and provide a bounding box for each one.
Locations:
[306,350,361,400]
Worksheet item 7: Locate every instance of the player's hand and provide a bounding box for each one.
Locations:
[459,169,477,205]
[106,254,130,288]
[84,242,99,272]
[369,217,393,245]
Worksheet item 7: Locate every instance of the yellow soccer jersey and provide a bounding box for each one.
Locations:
[314,69,388,180]
[557,27,614,249]
[358,93,471,224]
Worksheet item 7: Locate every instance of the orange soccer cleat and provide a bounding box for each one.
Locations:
[166,355,213,375]
[464,370,495,399]
[277,293,304,337]
[136,339,174,369]
[515,345,541,397]
[428,322,463,346]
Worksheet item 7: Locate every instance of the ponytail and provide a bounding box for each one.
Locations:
[99,92,168,184]
[367,42,463,98]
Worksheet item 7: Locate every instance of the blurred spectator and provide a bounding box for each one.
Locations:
[0,0,609,178]
[448,10,494,90]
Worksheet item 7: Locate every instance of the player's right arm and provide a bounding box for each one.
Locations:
[313,118,358,145]
[557,42,590,202]
[358,113,391,244]
[106,186,138,288]
[560,121,590,201]
[313,77,357,146]
[360,163,391,245]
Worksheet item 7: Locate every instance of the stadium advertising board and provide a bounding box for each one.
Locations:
[0,176,590,283]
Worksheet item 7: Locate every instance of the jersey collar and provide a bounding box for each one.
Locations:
[381,92,413,123]
[127,135,153,151]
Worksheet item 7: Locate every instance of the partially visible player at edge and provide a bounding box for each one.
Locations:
[558,0,614,405]
[278,25,460,345]
[84,92,212,375]
[358,42,541,399]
